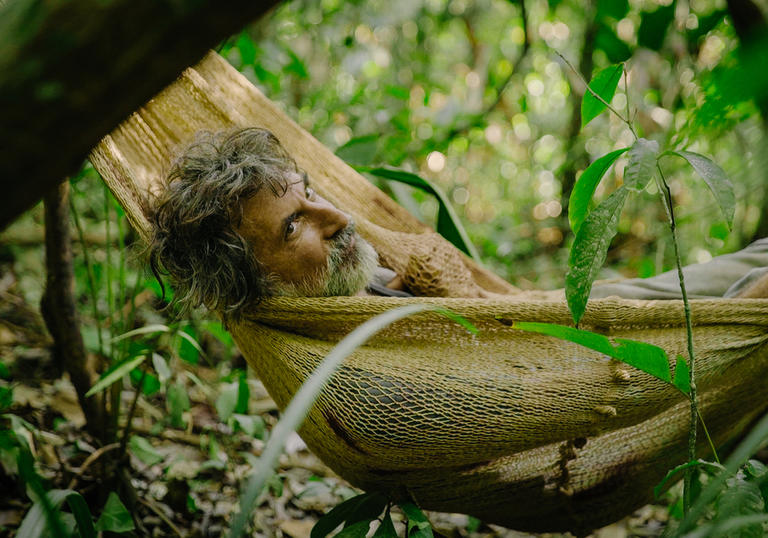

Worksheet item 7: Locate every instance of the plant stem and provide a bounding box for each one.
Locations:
[657,163,698,514]
[555,51,638,140]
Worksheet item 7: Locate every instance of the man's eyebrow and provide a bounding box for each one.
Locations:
[302,171,310,187]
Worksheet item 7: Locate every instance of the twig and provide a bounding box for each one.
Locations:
[138,497,184,537]
[440,0,530,144]
[67,442,120,490]
[555,50,638,140]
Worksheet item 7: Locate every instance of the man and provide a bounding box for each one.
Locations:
[148,127,768,319]
[148,127,406,320]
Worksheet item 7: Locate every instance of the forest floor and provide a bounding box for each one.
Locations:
[0,227,670,537]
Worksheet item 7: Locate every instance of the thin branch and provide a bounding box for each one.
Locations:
[441,0,530,144]
[555,50,638,140]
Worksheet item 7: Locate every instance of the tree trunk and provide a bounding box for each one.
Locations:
[0,0,282,231]
[40,181,105,439]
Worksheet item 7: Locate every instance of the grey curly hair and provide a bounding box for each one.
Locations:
[147,127,297,319]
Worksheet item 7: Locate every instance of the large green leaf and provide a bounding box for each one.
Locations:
[566,186,630,324]
[569,148,629,234]
[511,322,690,395]
[623,138,659,192]
[311,493,379,538]
[85,355,147,397]
[357,166,481,262]
[95,492,135,533]
[665,150,735,228]
[17,489,96,538]
[581,64,624,128]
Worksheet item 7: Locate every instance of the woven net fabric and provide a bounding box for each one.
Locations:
[91,51,768,534]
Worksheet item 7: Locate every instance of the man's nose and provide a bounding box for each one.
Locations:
[310,199,349,238]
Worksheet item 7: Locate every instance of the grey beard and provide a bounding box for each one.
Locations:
[272,226,379,297]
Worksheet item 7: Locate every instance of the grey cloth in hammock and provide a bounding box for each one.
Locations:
[367,239,768,299]
[590,238,768,300]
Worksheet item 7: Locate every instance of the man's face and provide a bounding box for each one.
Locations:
[237,173,378,296]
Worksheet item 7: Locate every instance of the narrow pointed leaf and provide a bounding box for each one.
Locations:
[654,459,725,499]
[311,493,376,538]
[624,138,659,192]
[668,150,735,227]
[334,520,374,537]
[673,355,691,395]
[85,355,147,397]
[373,510,398,537]
[581,64,624,128]
[512,322,683,391]
[566,187,630,324]
[569,148,629,234]
[356,166,480,262]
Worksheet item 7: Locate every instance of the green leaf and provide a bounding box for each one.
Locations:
[177,325,202,365]
[312,493,382,538]
[638,2,676,51]
[581,64,624,128]
[345,492,387,527]
[230,305,464,538]
[167,381,190,429]
[95,492,134,532]
[666,150,735,228]
[373,511,398,537]
[111,323,171,343]
[129,436,164,466]
[17,489,96,538]
[654,459,725,499]
[569,148,629,234]
[236,373,250,415]
[714,475,765,537]
[511,322,690,395]
[595,26,632,63]
[285,49,309,79]
[85,355,147,397]
[131,369,160,396]
[357,166,481,262]
[673,355,691,395]
[336,135,379,166]
[151,353,171,384]
[232,414,265,438]
[236,32,256,66]
[0,386,12,411]
[680,409,768,533]
[335,519,374,537]
[216,382,239,422]
[624,138,660,192]
[399,502,433,537]
[566,187,630,324]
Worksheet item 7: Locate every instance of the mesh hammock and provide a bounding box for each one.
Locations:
[91,51,768,534]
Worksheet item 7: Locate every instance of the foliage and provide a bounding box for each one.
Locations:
[4,0,768,535]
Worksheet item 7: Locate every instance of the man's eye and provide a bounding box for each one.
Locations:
[305,186,315,199]
[285,220,297,239]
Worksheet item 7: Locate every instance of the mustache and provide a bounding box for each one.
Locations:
[329,221,357,253]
